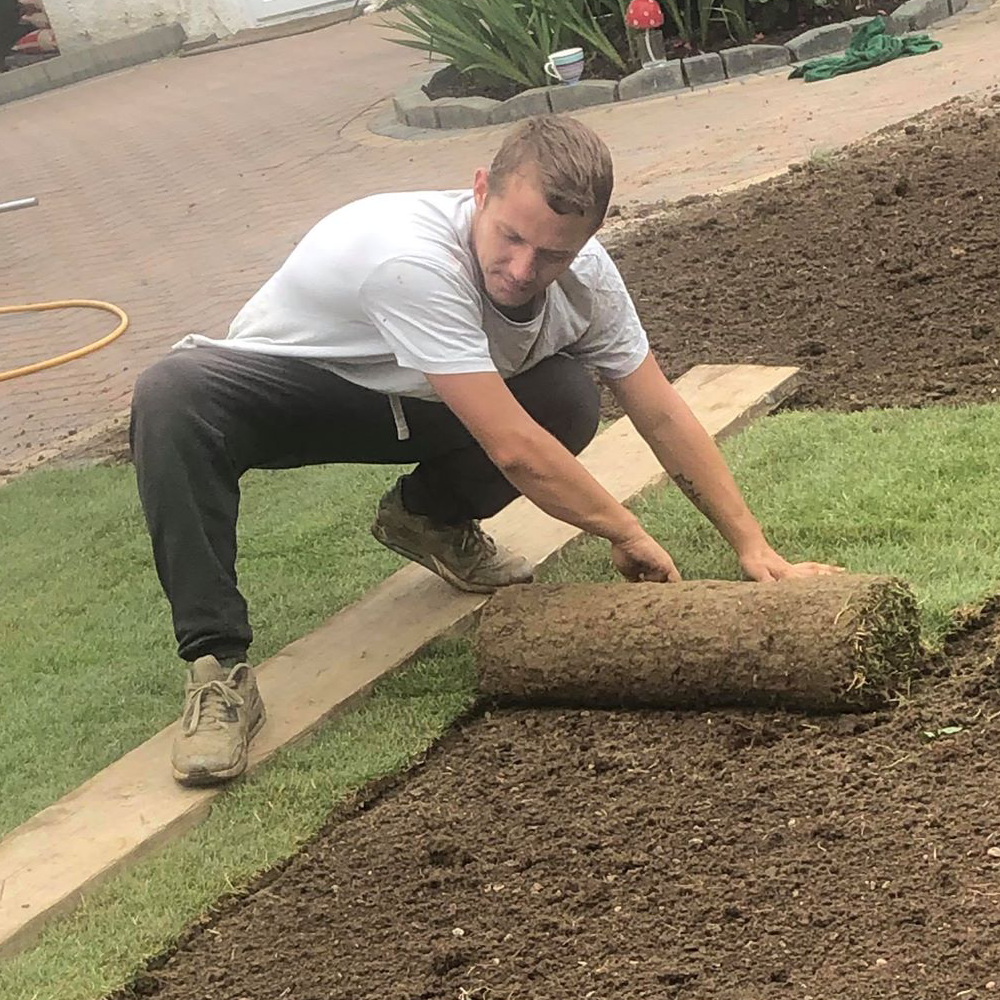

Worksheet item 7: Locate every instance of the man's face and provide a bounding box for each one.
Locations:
[471,166,598,310]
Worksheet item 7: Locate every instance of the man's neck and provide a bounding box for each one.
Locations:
[494,296,538,324]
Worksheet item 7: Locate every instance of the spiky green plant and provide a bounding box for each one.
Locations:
[386,0,629,90]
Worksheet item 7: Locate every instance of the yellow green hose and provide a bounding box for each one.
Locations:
[0,300,129,382]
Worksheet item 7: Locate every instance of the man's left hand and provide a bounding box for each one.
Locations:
[739,543,843,582]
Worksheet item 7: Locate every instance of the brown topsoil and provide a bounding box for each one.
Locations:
[115,599,1000,1000]
[607,95,1000,415]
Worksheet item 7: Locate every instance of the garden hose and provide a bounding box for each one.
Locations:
[1,196,130,383]
[0,300,130,383]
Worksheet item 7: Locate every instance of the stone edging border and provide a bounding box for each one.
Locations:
[391,0,966,131]
[0,23,186,106]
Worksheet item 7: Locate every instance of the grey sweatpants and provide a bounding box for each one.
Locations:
[130,347,600,662]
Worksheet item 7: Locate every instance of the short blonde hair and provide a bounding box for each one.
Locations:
[488,115,614,226]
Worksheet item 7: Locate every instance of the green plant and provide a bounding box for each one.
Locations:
[661,0,753,47]
[717,0,754,41]
[387,0,628,90]
[808,146,837,167]
[811,0,858,20]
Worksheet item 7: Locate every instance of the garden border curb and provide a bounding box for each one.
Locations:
[0,23,186,106]
[385,0,967,134]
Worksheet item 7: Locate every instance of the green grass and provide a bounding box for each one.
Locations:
[0,462,406,837]
[0,642,478,1000]
[4,402,1000,1000]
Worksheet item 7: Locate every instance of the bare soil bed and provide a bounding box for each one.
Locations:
[118,603,1000,999]
[609,95,1000,414]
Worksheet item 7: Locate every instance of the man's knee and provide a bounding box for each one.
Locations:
[130,352,213,460]
[515,354,601,456]
[132,352,205,425]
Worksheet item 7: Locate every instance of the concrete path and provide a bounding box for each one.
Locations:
[2,2,998,475]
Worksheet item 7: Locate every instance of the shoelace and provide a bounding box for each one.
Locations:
[458,520,497,560]
[182,677,245,735]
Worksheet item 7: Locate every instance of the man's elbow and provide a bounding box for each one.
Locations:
[485,429,542,478]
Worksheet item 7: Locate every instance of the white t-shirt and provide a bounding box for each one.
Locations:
[174,190,649,401]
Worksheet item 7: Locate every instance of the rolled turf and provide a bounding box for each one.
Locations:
[476,575,922,712]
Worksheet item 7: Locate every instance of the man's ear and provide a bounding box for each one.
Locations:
[473,167,490,210]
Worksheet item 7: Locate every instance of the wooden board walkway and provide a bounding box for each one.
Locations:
[0,363,799,957]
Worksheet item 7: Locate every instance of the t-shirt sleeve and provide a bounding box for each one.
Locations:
[565,243,650,381]
[358,256,497,375]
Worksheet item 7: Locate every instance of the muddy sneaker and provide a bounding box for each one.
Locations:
[371,480,533,594]
[171,656,266,786]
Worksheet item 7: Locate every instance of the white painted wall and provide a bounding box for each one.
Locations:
[42,0,256,52]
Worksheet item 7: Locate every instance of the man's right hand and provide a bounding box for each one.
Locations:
[611,533,682,583]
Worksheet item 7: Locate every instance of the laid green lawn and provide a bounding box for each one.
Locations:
[3,402,1000,1000]
[0,462,406,837]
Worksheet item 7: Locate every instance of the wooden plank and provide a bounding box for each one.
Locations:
[0,363,799,958]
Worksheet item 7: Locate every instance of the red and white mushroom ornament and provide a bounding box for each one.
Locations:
[625,0,667,66]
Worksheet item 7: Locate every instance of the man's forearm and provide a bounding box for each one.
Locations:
[632,397,765,553]
[493,430,643,545]
[424,369,648,547]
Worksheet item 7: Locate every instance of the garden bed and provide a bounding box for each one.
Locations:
[422,0,903,103]
[390,0,959,127]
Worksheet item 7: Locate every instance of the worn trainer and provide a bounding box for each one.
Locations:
[171,656,266,786]
[371,480,533,594]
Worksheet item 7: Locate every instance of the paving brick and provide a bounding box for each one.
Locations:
[403,103,438,128]
[55,50,96,84]
[489,86,553,124]
[433,97,499,128]
[394,86,437,128]
[618,62,685,101]
[721,44,790,77]
[922,0,952,26]
[41,58,81,92]
[370,115,431,140]
[393,68,443,128]
[0,66,43,104]
[950,0,969,12]
[94,38,138,73]
[548,79,618,112]
[148,23,187,57]
[786,23,854,60]
[681,53,724,86]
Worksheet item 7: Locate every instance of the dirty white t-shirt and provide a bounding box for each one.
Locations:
[173,190,649,401]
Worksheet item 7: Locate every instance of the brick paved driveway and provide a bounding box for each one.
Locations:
[2,5,997,474]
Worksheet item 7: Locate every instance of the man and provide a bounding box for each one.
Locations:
[131,115,838,788]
